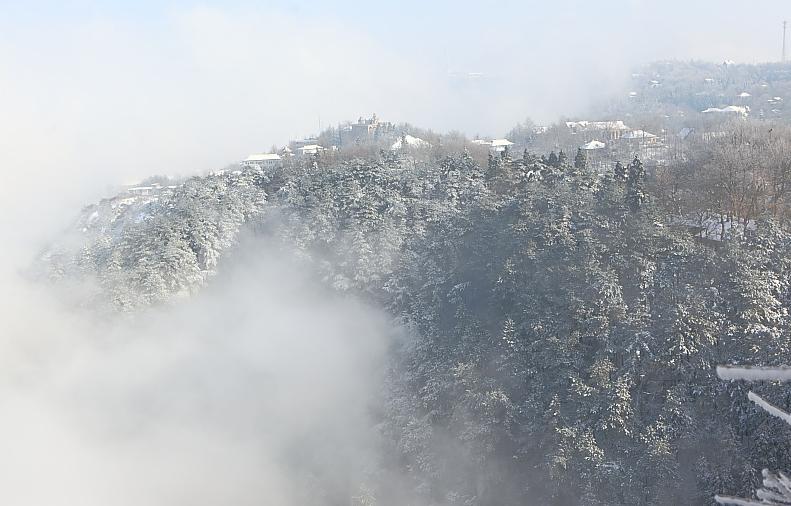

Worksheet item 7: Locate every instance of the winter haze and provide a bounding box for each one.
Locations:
[4,1,791,505]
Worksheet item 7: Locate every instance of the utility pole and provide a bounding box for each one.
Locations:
[783,20,787,63]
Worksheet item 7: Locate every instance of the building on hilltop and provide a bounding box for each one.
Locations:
[291,138,319,151]
[241,153,282,169]
[299,144,326,156]
[340,114,395,145]
[565,120,630,141]
[490,139,514,153]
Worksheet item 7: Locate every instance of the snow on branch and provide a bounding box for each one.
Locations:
[717,365,791,382]
[748,391,791,427]
[715,469,791,505]
[714,495,769,505]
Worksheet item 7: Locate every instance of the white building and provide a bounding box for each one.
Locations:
[127,186,155,196]
[299,144,326,156]
[622,129,659,141]
[490,139,514,153]
[242,153,282,169]
[566,120,630,140]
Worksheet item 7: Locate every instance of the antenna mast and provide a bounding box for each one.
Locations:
[784,20,787,63]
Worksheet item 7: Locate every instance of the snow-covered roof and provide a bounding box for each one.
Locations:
[244,153,281,162]
[490,139,514,147]
[566,120,629,131]
[622,129,658,139]
[591,120,629,131]
[701,105,749,115]
[391,134,430,150]
[471,139,492,145]
[581,140,606,150]
[738,92,751,98]
[299,144,325,151]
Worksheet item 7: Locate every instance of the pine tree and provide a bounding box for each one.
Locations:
[487,151,497,178]
[614,161,627,182]
[574,148,587,170]
[558,149,568,167]
[626,156,647,210]
[548,151,559,167]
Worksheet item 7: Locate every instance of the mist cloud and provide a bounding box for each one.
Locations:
[0,240,391,505]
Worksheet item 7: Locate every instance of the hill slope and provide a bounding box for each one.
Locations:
[41,147,791,504]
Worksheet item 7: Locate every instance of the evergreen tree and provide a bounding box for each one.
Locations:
[614,160,627,182]
[557,149,568,167]
[626,156,647,210]
[574,147,587,170]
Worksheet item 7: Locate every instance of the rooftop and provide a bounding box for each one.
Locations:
[244,153,281,162]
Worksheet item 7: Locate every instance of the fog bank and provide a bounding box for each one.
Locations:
[0,241,390,505]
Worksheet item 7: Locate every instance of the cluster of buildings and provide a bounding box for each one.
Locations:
[240,114,436,170]
[558,120,670,168]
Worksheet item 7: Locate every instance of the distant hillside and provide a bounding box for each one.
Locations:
[601,60,791,121]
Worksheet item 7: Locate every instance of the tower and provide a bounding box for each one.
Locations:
[783,20,787,63]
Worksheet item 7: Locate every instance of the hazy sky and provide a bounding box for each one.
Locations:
[1,0,790,245]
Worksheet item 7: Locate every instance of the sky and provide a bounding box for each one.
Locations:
[1,0,791,250]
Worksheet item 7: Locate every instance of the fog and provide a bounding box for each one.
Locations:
[0,239,391,504]
[2,0,790,216]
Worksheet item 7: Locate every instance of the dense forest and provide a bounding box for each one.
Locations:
[41,119,791,505]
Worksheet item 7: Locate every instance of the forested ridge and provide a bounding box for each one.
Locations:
[42,131,791,504]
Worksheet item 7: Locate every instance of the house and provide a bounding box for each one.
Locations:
[566,120,629,140]
[299,144,326,156]
[471,139,492,146]
[291,138,319,151]
[127,186,155,196]
[622,129,659,141]
[490,139,514,153]
[241,153,282,169]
